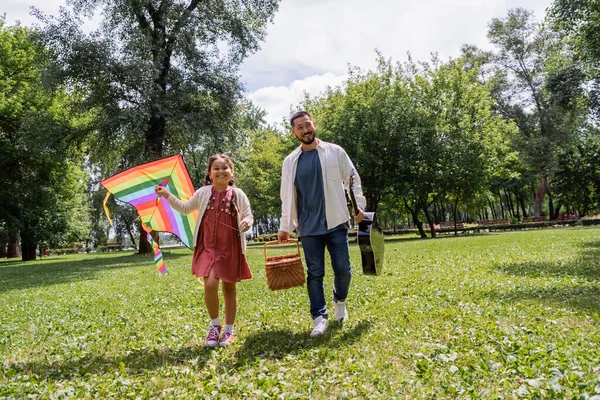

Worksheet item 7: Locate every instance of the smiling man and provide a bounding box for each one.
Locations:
[278,111,366,337]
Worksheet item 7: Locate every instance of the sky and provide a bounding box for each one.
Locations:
[4,0,553,127]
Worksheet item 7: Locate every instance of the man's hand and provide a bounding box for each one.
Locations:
[354,208,365,223]
[277,230,289,244]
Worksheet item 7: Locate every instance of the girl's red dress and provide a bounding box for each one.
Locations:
[192,186,252,283]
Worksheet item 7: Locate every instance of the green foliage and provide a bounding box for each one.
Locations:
[0,21,90,258]
[35,0,281,170]
[2,228,600,397]
[550,0,600,73]
[302,54,515,236]
[554,131,600,215]
[237,128,292,234]
[408,57,517,212]
[485,8,585,218]
[304,55,411,211]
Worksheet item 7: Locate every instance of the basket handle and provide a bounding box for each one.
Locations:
[264,239,300,260]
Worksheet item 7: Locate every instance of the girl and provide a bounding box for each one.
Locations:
[155,154,253,347]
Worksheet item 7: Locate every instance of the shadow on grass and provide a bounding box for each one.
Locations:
[233,320,371,368]
[380,233,495,245]
[490,240,600,314]
[5,344,211,382]
[488,284,600,315]
[0,252,189,294]
[496,239,600,281]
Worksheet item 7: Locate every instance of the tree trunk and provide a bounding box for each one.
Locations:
[138,222,154,254]
[366,195,379,213]
[423,207,436,238]
[547,191,554,220]
[506,189,516,217]
[497,190,505,219]
[453,199,459,236]
[127,224,137,248]
[20,231,37,261]
[510,189,521,219]
[439,201,446,223]
[7,232,20,258]
[0,242,6,258]
[534,169,549,217]
[404,199,426,238]
[553,201,563,220]
[145,114,166,158]
[516,191,527,218]
[413,215,426,238]
[488,199,497,220]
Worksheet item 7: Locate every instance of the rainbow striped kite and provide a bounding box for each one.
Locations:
[100,154,198,275]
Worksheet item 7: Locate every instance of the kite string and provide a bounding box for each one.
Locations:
[206,215,246,236]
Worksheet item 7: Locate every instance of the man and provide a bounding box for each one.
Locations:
[278,111,366,337]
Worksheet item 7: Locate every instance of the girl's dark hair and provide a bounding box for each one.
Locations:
[204,154,236,186]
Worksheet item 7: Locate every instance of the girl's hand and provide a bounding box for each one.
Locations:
[239,220,251,233]
[155,185,170,199]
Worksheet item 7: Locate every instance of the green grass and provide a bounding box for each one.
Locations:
[2,227,600,398]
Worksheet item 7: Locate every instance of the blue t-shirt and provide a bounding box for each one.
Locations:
[294,149,347,237]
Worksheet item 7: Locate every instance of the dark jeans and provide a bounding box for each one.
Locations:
[300,228,352,319]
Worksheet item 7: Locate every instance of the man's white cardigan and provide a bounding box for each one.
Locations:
[166,185,253,253]
[279,140,366,234]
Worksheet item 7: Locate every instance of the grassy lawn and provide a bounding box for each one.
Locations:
[2,227,600,398]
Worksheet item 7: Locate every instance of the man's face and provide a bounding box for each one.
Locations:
[292,115,316,145]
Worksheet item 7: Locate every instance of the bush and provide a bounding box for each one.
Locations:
[580,216,600,226]
[254,232,297,242]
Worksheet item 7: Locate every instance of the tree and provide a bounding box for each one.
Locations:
[237,128,291,235]
[423,58,516,232]
[399,56,516,237]
[301,54,515,238]
[36,0,280,252]
[554,130,600,216]
[0,20,89,260]
[549,0,600,122]
[36,0,280,162]
[487,8,572,217]
[550,0,600,73]
[303,55,411,212]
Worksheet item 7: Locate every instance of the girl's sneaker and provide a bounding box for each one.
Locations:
[205,325,221,347]
[219,331,235,347]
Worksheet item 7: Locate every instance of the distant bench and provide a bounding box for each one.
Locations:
[477,218,508,225]
[106,242,122,250]
[557,214,578,221]
[522,216,548,223]
[438,221,464,228]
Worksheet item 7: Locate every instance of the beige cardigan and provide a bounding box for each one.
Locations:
[165,185,253,253]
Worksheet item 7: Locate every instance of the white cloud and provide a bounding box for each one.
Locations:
[247,72,348,128]
[242,0,553,126]
[3,0,554,128]
[3,0,64,26]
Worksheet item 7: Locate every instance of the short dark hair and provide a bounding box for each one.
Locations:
[290,111,313,128]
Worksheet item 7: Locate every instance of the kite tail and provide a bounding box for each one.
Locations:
[103,191,113,227]
[141,222,166,276]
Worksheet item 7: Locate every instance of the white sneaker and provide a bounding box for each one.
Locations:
[310,316,328,337]
[333,299,348,323]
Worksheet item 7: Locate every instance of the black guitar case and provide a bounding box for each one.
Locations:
[349,174,384,276]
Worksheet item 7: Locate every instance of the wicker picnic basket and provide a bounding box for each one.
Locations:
[263,239,305,290]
